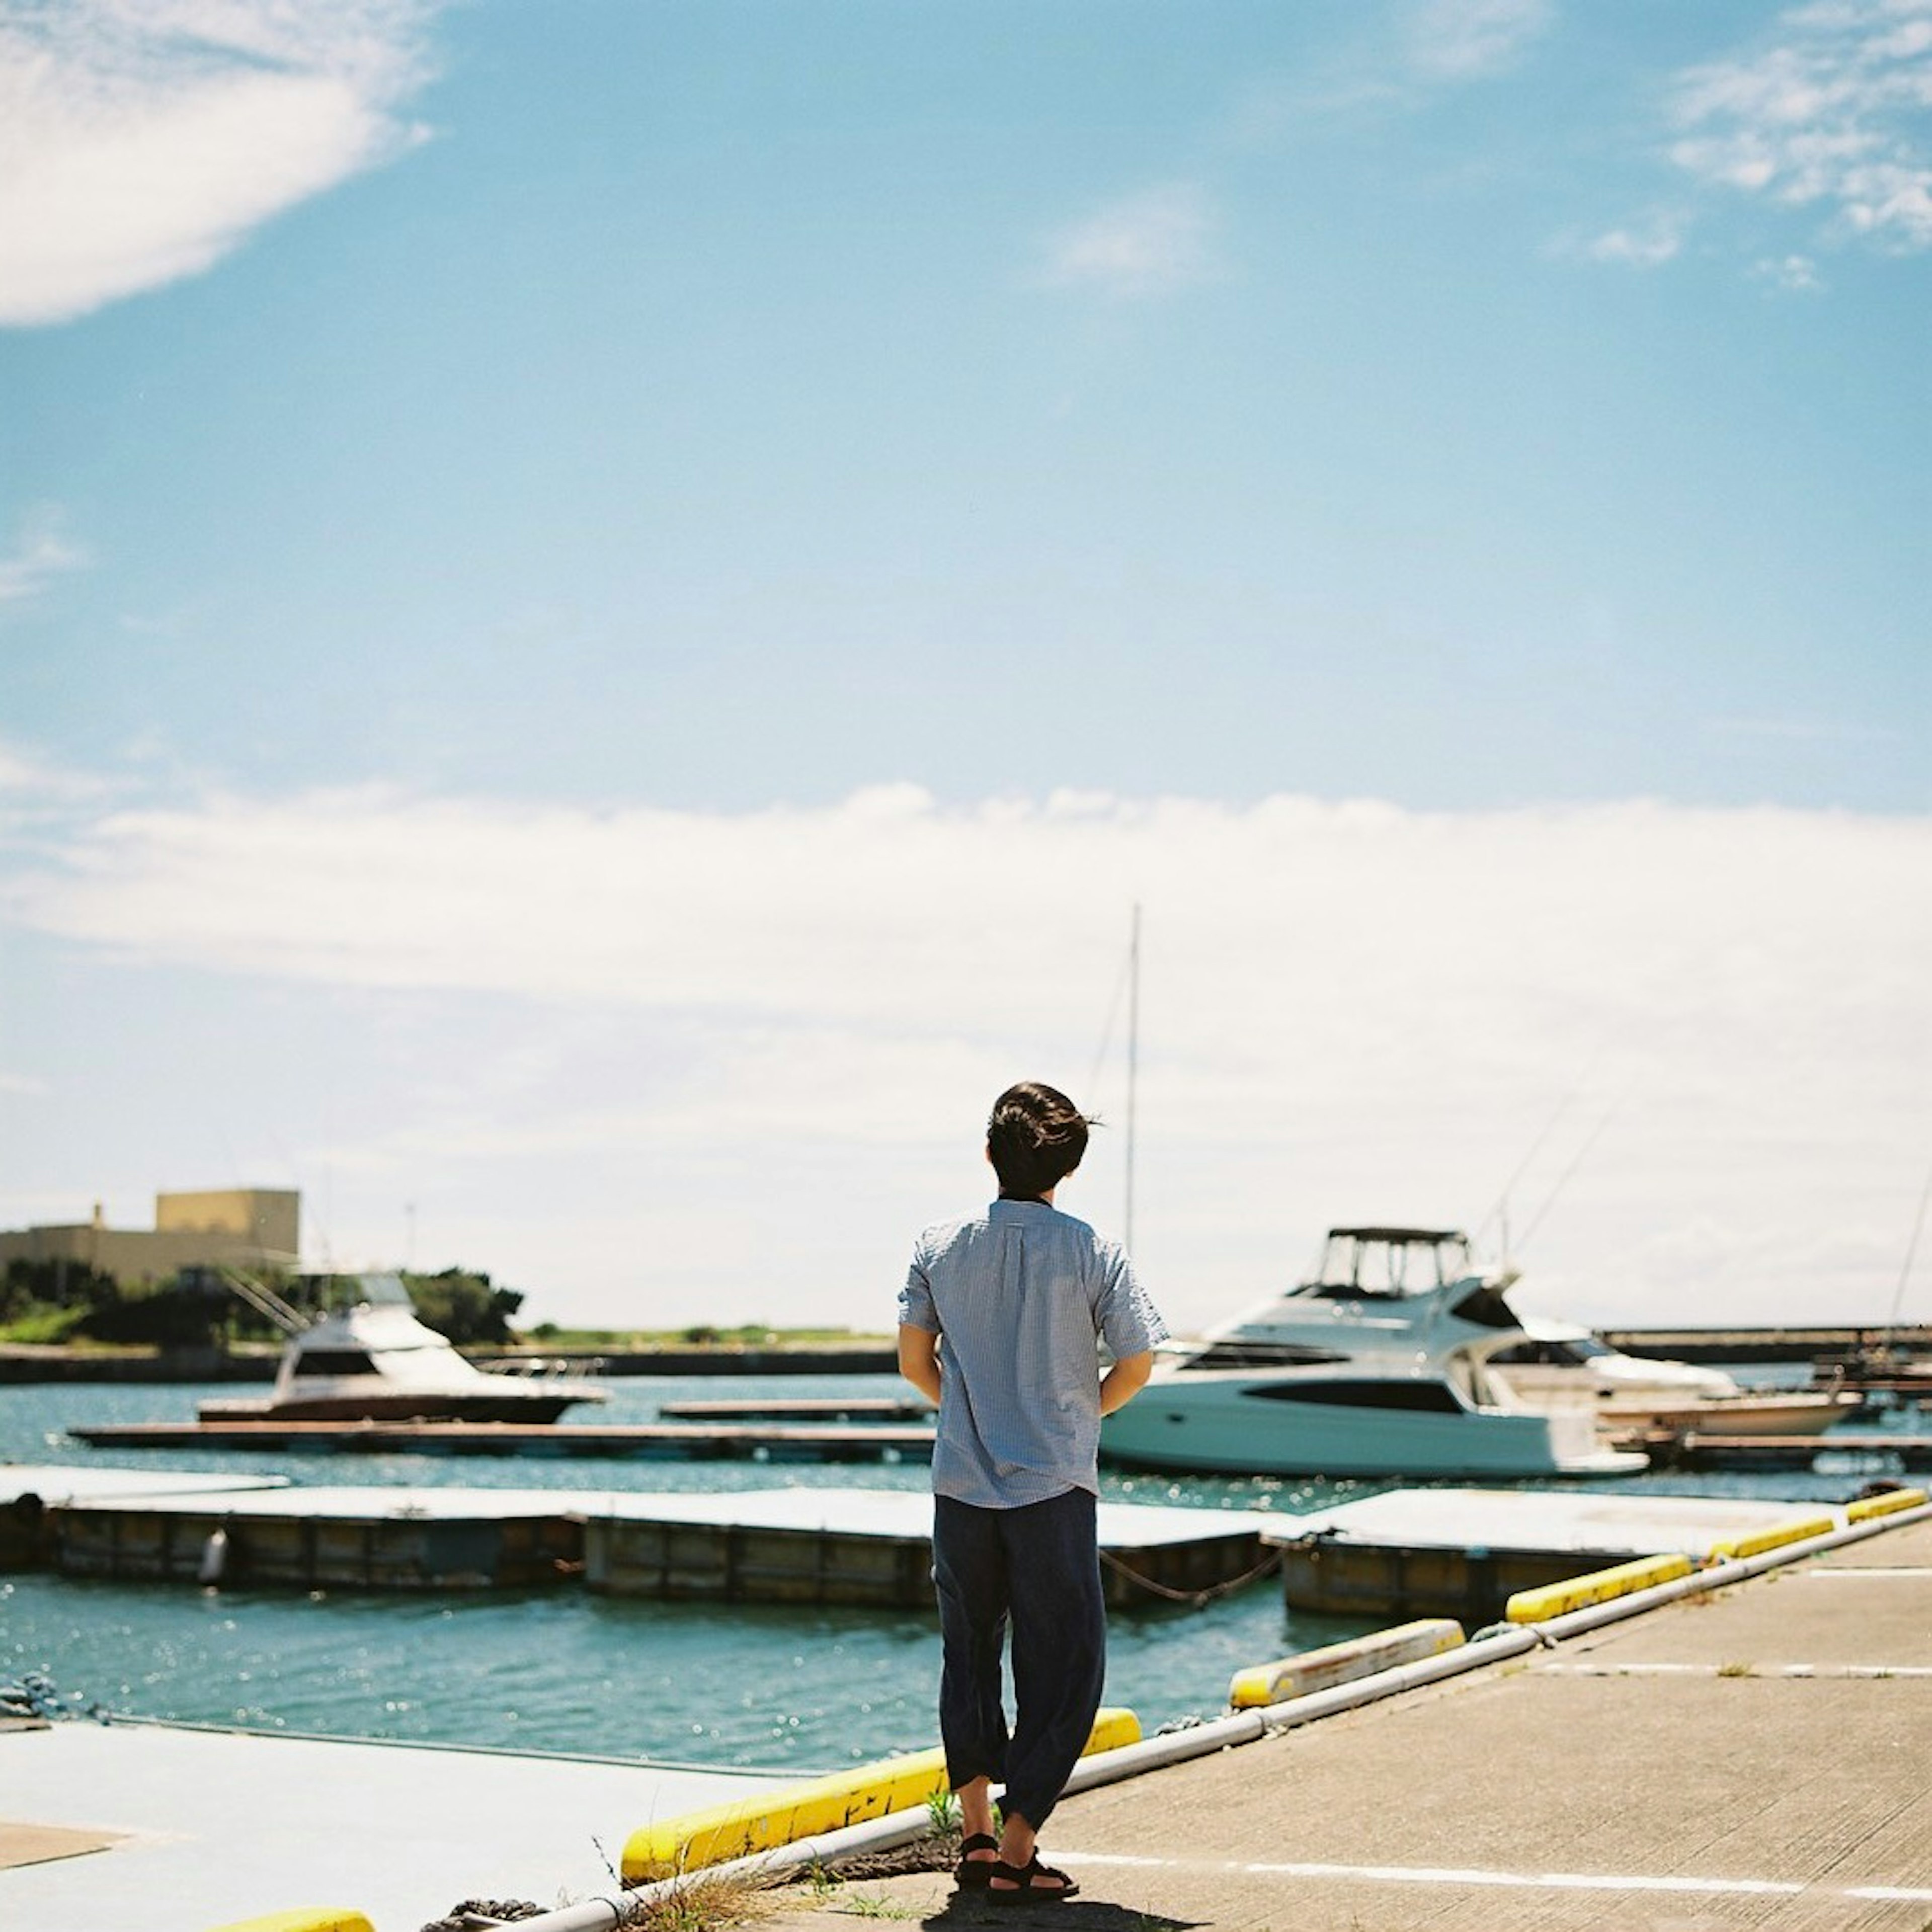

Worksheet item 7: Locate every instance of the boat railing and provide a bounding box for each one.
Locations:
[479,1354,608,1380]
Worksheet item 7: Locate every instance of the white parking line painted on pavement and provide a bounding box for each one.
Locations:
[1052,1853,1932,1903]
[1534,1662,1932,1678]
[1799,1568,1932,1578]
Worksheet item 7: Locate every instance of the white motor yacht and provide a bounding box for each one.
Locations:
[1099,1227,1646,1480]
[1486,1315,1862,1438]
[198,1272,608,1425]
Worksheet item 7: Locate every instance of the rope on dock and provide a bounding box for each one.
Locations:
[0,1671,111,1724]
[1098,1542,1284,1606]
[419,1899,545,1930]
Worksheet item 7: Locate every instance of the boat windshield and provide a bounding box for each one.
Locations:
[1300,1228,1476,1299]
[300,1271,414,1313]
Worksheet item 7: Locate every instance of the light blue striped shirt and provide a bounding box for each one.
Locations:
[899,1198,1168,1508]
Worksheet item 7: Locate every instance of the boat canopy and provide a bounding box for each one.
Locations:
[1327,1227,1465,1244]
[1306,1228,1478,1298]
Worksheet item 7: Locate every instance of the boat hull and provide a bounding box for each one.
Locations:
[198,1391,588,1425]
[1101,1382,1642,1480]
[1597,1390,1861,1438]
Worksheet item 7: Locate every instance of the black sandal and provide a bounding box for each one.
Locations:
[988,1855,1080,1903]
[955,1833,1001,1888]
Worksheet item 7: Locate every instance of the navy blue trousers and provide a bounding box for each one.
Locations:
[931,1487,1106,1835]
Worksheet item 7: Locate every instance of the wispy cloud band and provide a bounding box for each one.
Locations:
[1045,183,1219,298]
[1669,0,1932,251]
[5,767,1926,1328]
[0,507,85,604]
[0,1,442,326]
[1405,0,1554,82]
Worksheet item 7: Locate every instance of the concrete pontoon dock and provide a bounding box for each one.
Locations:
[583,1488,1270,1608]
[0,1717,787,1932]
[52,1482,603,1590]
[11,1468,1273,1602]
[68,1417,939,1460]
[0,1463,289,1568]
[1629,1428,1932,1471]
[655,1397,933,1422]
[1266,1486,1868,1620]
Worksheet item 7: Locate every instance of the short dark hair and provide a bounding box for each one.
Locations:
[986,1082,1091,1197]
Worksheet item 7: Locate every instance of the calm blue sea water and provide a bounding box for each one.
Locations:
[3,1373,1922,1774]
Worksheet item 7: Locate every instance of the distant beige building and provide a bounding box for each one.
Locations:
[0,1189,300,1286]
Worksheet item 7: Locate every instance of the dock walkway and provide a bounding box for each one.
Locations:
[68,1417,938,1460]
[752,1513,1932,1931]
[4,1468,1269,1604]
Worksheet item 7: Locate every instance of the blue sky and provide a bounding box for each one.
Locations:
[1,2,1927,1332]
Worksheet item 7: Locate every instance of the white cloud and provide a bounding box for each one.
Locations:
[4,775,1928,1336]
[1752,250,1827,289]
[0,1,441,326]
[1046,184,1218,298]
[0,507,85,604]
[1582,220,1684,268]
[1668,0,1932,251]
[1405,0,1554,81]
[0,735,118,810]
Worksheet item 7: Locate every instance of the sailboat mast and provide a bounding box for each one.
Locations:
[1125,901,1140,1253]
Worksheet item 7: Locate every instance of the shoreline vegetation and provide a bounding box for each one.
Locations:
[0,1326,893,1355]
[0,1325,899,1384]
[0,1254,888,1356]
[0,1257,896,1379]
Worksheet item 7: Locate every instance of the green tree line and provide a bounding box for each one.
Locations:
[0,1260,523,1349]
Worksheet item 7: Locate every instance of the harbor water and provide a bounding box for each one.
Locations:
[4,1372,1923,1776]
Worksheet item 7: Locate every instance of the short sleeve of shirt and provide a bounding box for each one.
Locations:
[1095,1246,1167,1359]
[897,1242,940,1333]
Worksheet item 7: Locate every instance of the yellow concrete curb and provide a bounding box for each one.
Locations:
[1506,1553,1695,1622]
[1707,1513,1837,1561]
[1229,1617,1465,1709]
[1847,1488,1928,1522]
[622,1708,1141,1881]
[205,1912,374,1932]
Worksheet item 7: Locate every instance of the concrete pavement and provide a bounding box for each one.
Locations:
[752,1514,1932,1932]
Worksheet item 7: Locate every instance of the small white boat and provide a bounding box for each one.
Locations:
[1486,1316,1862,1437]
[198,1272,609,1425]
[1100,1228,1646,1480]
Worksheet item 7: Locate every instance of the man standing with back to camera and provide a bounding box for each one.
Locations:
[898,1081,1167,1902]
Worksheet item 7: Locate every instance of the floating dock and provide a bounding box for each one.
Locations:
[0,1464,289,1570]
[655,1397,932,1422]
[1265,1486,1865,1621]
[583,1488,1269,1608]
[68,1418,937,1461]
[51,1483,597,1590]
[8,1466,1269,1603]
[1628,1429,1932,1471]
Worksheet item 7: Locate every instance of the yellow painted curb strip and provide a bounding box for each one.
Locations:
[1506,1553,1694,1623]
[1848,1488,1928,1522]
[1229,1618,1465,1709]
[622,1708,1141,1881]
[1708,1514,1837,1561]
[205,1912,374,1932]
